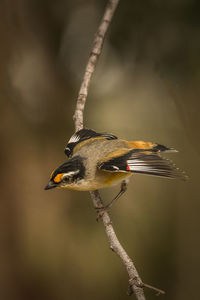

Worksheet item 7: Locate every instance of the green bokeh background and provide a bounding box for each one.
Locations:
[1,1,200,299]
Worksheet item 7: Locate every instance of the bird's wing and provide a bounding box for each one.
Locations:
[64,128,117,157]
[98,148,186,179]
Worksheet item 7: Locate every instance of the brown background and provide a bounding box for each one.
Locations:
[0,0,200,299]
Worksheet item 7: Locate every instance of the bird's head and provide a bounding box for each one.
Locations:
[45,156,85,190]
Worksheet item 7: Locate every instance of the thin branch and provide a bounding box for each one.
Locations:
[73,0,163,299]
[73,0,120,131]
[90,191,145,299]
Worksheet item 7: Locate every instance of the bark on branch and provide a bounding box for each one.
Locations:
[73,0,164,299]
[73,0,120,131]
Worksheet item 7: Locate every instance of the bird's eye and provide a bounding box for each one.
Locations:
[62,176,69,183]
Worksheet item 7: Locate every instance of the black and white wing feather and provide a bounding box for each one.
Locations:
[99,150,187,180]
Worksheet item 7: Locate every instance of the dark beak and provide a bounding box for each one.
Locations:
[44,180,57,190]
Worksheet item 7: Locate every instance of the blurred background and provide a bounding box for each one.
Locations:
[1,0,200,299]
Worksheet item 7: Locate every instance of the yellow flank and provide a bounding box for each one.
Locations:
[104,171,132,186]
[54,173,64,183]
[126,140,156,149]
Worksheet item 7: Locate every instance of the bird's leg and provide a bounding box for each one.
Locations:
[95,180,128,217]
[105,180,128,210]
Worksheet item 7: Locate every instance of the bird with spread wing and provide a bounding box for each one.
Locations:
[45,129,187,209]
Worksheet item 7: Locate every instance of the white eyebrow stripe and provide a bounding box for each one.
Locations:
[65,147,70,151]
[68,134,80,143]
[63,170,79,178]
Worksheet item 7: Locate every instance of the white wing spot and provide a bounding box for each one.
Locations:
[112,166,119,170]
[68,134,80,143]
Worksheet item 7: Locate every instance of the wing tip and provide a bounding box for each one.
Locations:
[128,153,188,181]
[175,169,189,181]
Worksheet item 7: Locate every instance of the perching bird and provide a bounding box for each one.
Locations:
[45,129,187,209]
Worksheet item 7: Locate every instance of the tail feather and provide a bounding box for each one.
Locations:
[152,144,178,153]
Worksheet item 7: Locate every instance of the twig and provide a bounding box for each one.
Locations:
[90,191,145,299]
[73,0,164,299]
[73,0,120,131]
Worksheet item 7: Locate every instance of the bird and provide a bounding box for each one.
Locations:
[45,128,187,209]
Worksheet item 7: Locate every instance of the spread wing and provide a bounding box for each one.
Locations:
[98,149,186,179]
[64,128,117,157]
